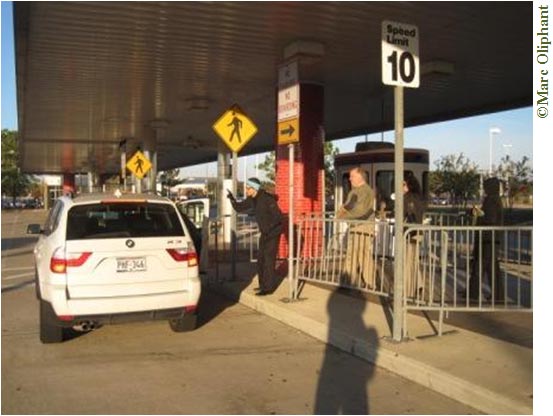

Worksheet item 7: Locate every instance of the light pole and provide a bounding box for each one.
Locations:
[503,143,513,201]
[503,143,512,160]
[489,127,501,175]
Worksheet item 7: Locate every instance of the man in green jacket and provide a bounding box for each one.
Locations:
[337,167,376,289]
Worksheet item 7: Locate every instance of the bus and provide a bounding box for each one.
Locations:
[334,141,429,214]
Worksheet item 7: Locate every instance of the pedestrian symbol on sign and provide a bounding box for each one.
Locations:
[227,111,243,143]
[212,104,258,153]
[134,155,144,174]
[126,150,152,179]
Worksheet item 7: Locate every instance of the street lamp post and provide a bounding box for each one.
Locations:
[503,143,512,159]
[489,127,501,175]
[503,143,513,201]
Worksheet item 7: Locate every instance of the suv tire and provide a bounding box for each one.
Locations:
[168,314,197,332]
[39,299,64,344]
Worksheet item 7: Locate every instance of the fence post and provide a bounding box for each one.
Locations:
[439,230,448,336]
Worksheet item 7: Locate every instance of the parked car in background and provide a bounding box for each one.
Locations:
[27,191,201,343]
[431,197,449,206]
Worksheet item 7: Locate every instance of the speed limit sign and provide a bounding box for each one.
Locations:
[382,20,420,88]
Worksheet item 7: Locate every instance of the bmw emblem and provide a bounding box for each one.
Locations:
[126,239,135,248]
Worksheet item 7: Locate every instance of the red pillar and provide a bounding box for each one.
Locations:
[62,173,75,196]
[276,83,324,259]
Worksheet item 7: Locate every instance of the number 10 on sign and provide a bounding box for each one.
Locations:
[381,20,420,88]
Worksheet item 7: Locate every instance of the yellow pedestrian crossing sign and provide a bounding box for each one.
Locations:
[126,150,152,179]
[212,104,258,153]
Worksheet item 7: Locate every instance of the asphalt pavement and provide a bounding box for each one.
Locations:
[1,208,533,414]
[205,261,533,415]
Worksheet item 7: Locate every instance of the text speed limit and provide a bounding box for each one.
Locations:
[381,20,420,88]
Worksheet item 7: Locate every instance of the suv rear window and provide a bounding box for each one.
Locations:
[66,202,185,240]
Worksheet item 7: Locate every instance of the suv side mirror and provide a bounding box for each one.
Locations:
[27,224,42,235]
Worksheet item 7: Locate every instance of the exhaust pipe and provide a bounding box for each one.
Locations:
[74,321,98,331]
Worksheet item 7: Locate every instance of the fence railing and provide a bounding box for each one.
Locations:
[293,213,532,337]
[402,224,532,335]
[294,215,392,297]
[201,215,259,282]
[424,210,469,226]
[202,210,532,338]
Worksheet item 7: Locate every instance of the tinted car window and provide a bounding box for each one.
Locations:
[66,202,185,240]
[43,200,63,236]
[178,211,202,254]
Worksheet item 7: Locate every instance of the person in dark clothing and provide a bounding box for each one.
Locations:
[470,177,504,302]
[402,173,426,299]
[227,178,283,296]
[403,172,425,224]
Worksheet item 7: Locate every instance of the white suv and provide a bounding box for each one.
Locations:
[28,192,201,343]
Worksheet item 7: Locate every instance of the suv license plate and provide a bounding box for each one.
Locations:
[116,257,147,273]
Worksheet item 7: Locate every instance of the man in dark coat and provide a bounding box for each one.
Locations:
[227,178,283,296]
[470,177,504,302]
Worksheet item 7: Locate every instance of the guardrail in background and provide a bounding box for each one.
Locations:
[402,225,532,336]
[292,213,532,337]
[425,211,469,226]
[202,210,532,338]
[202,215,259,283]
[294,214,391,297]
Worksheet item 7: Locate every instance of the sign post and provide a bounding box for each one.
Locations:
[382,20,420,342]
[213,104,258,281]
[278,59,300,300]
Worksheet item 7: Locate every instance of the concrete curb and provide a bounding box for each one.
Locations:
[1,246,35,257]
[209,282,532,415]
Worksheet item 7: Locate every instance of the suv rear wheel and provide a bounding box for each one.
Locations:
[39,300,64,343]
[168,314,197,332]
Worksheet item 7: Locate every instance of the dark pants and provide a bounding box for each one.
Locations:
[470,232,503,300]
[258,231,280,292]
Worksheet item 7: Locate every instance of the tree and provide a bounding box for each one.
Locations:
[495,155,533,207]
[430,153,480,206]
[323,141,339,198]
[1,129,37,203]
[256,152,276,185]
[256,142,339,198]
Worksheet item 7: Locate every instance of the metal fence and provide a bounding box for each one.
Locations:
[293,213,532,337]
[425,211,470,226]
[202,210,532,337]
[402,224,532,335]
[294,214,391,297]
[201,215,259,283]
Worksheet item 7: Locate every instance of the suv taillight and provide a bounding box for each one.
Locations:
[166,248,198,266]
[50,247,92,273]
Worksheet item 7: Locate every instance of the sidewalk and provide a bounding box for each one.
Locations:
[205,262,533,415]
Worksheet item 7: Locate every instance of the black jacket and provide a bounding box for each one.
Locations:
[231,190,283,237]
[478,177,503,244]
[404,192,425,224]
[479,177,503,226]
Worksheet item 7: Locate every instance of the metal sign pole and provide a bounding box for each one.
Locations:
[381,20,419,341]
[392,86,405,342]
[231,151,238,280]
[288,143,296,300]
[120,141,127,192]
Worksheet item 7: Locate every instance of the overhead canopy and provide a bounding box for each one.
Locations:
[14,1,532,175]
